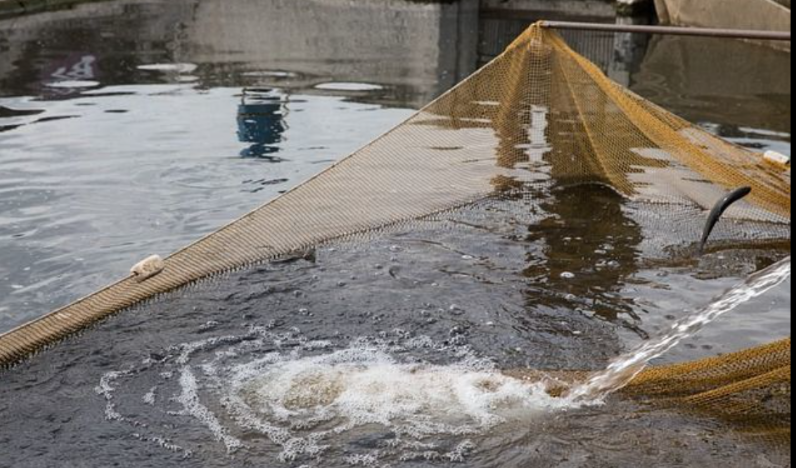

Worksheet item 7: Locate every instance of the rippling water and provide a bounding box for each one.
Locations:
[0,0,790,333]
[0,83,412,329]
[2,190,789,466]
[97,330,572,465]
[95,249,788,467]
[0,3,792,466]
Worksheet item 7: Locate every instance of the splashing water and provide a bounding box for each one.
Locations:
[96,329,572,466]
[569,257,792,402]
[94,259,790,465]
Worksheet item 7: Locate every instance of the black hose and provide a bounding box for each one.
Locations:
[699,187,753,255]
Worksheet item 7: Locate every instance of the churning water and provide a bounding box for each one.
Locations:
[93,258,791,467]
[96,329,576,466]
[1,183,789,466]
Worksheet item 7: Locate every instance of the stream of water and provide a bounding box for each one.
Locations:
[570,257,792,402]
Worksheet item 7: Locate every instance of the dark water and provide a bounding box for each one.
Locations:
[0,183,789,468]
[0,0,790,333]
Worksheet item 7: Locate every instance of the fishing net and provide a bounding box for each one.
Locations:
[626,338,792,448]
[0,23,791,454]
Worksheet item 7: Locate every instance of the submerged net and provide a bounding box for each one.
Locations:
[0,23,791,452]
[626,338,792,447]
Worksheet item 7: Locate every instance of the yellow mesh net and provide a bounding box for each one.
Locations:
[0,23,790,448]
[627,338,792,448]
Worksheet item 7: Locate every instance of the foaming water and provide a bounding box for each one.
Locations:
[97,330,572,466]
[571,257,792,401]
[89,249,791,466]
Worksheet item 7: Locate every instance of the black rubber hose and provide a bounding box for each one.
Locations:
[699,187,753,254]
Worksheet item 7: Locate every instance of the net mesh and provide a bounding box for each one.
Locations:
[0,23,791,449]
[626,338,792,448]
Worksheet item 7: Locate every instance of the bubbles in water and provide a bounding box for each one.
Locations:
[97,328,571,466]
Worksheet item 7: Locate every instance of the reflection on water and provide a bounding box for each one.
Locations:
[0,0,791,335]
[237,90,287,160]
[0,85,413,330]
[0,0,481,107]
[524,185,644,334]
[0,190,788,467]
[0,4,791,465]
[632,34,792,136]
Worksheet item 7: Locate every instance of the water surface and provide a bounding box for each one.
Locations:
[0,183,789,467]
[0,6,792,466]
[0,0,790,333]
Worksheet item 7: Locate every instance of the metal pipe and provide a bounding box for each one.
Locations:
[539,21,792,41]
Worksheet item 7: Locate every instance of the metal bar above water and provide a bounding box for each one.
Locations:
[540,21,792,41]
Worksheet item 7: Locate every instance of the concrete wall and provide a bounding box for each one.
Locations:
[0,0,104,18]
[480,0,615,16]
[181,0,479,107]
[2,0,628,20]
[655,0,791,32]
[0,0,483,107]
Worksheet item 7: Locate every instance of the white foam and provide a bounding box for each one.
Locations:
[98,332,577,466]
[143,387,157,406]
[218,340,570,463]
[95,370,127,422]
[176,367,244,453]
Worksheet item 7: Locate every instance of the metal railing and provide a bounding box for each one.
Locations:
[540,21,792,41]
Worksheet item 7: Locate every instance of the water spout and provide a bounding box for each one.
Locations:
[569,257,791,402]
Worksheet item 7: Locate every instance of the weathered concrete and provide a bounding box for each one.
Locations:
[480,0,616,17]
[0,0,481,108]
[655,0,791,32]
[183,0,480,107]
[654,0,790,50]
[0,0,100,18]
[615,0,654,16]
[1,0,654,21]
